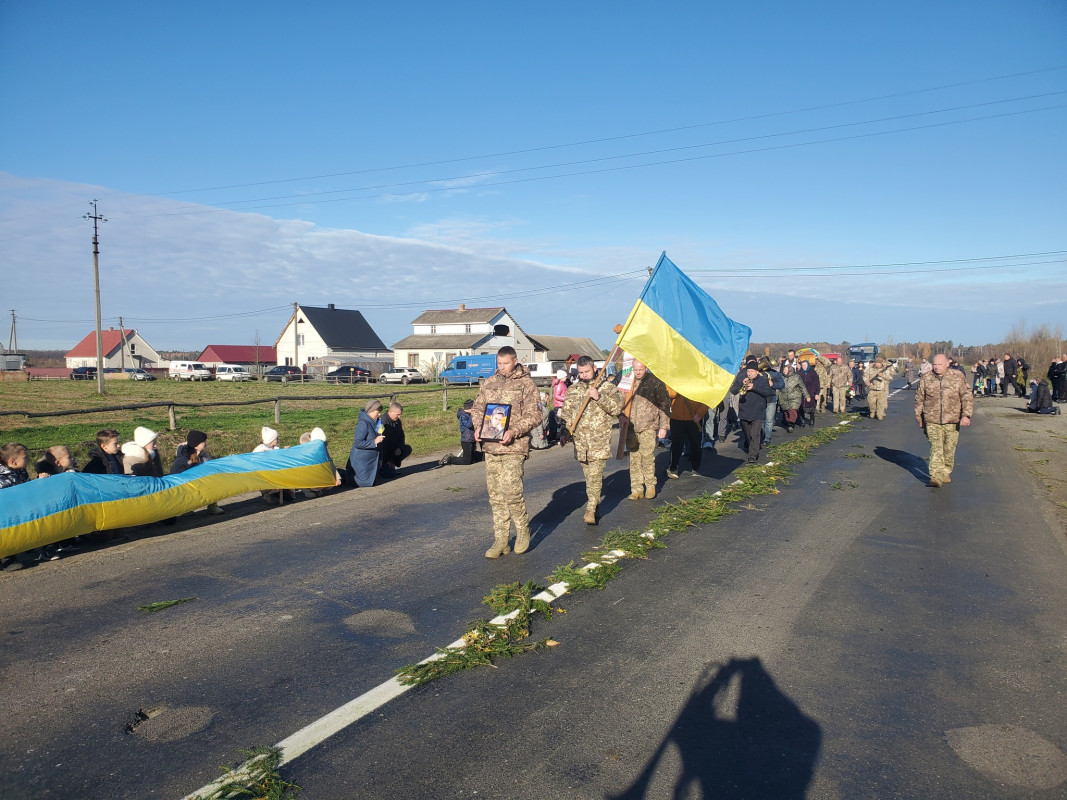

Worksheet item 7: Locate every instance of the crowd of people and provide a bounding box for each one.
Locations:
[5,346,1062,568]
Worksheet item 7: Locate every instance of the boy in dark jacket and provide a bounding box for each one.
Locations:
[82,429,123,475]
[441,399,480,466]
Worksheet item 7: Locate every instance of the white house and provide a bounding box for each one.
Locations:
[65,328,161,369]
[391,305,538,373]
[275,304,391,370]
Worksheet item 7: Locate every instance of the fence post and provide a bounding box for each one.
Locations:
[168,405,176,431]
[442,387,447,411]
[275,399,281,424]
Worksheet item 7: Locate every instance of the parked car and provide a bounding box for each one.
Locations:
[439,354,497,385]
[124,368,156,381]
[215,364,254,382]
[378,367,425,385]
[263,365,305,383]
[70,366,97,380]
[169,361,213,381]
[326,365,372,384]
[102,368,122,374]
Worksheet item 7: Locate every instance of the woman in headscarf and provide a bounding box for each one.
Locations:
[347,399,385,487]
[798,360,821,427]
[776,364,810,433]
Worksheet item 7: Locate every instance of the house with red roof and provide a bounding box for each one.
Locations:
[196,344,278,368]
[64,328,162,369]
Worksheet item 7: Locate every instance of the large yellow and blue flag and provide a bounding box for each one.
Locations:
[615,252,751,409]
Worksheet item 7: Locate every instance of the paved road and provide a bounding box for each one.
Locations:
[2,384,1066,799]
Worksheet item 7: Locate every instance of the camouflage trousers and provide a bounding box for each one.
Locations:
[484,453,530,541]
[926,423,960,482]
[869,389,888,419]
[832,385,849,413]
[579,457,607,513]
[817,387,828,412]
[627,427,658,495]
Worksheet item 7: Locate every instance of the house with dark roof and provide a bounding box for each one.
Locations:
[391,305,537,373]
[528,335,605,362]
[196,344,278,368]
[275,304,391,370]
[64,328,161,369]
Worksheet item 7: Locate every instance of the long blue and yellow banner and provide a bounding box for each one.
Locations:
[615,252,751,409]
[0,442,336,558]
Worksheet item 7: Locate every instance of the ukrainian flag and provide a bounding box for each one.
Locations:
[616,253,751,409]
[0,441,337,558]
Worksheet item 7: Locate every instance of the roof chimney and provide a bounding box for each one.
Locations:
[458,303,465,312]
[328,303,335,310]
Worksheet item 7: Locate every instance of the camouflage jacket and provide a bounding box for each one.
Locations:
[560,378,624,460]
[864,362,896,392]
[914,368,974,426]
[471,364,542,457]
[814,356,831,385]
[626,375,670,434]
[830,362,852,388]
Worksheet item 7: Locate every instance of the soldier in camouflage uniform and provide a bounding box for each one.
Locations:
[560,356,624,525]
[864,356,896,420]
[829,359,852,413]
[915,353,973,487]
[813,356,831,412]
[471,347,544,557]
[623,359,670,500]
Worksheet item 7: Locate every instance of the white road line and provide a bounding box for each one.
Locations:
[181,533,659,799]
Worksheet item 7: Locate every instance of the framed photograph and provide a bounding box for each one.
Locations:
[479,403,512,441]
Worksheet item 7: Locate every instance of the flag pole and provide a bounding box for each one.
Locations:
[611,251,667,352]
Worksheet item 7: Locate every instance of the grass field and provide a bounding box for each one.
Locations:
[0,379,481,470]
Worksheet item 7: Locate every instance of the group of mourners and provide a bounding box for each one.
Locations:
[968,352,1064,414]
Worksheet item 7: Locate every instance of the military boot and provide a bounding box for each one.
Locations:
[485,533,512,559]
[645,486,656,499]
[513,527,531,554]
[583,507,598,525]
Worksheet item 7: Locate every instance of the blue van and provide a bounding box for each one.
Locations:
[439,354,497,385]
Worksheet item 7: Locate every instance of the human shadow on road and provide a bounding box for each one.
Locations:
[874,446,929,483]
[608,657,821,800]
[528,471,632,550]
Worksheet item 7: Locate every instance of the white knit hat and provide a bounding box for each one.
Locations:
[133,426,158,448]
[555,369,567,380]
[310,427,327,442]
[261,426,278,445]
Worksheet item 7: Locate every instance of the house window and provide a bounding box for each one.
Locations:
[296,334,305,346]
[494,324,510,337]
[465,324,471,334]
[445,352,456,364]
[129,343,136,354]
[430,325,437,335]
[408,353,420,368]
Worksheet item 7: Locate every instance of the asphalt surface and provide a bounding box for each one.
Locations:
[2,384,1066,799]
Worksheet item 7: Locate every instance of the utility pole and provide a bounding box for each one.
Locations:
[6,309,16,353]
[118,316,128,371]
[83,200,107,395]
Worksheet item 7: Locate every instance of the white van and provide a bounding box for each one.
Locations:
[523,360,567,386]
[215,364,252,382]
[168,361,213,381]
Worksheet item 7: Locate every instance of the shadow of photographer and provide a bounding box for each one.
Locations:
[609,657,821,799]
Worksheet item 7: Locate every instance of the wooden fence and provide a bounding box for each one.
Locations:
[0,387,460,430]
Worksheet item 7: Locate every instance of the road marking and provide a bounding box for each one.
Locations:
[181,533,660,800]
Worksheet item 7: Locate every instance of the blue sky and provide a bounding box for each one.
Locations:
[2,1,1065,353]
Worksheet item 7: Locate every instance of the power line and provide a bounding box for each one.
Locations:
[146,91,1067,214]
[153,65,1067,196]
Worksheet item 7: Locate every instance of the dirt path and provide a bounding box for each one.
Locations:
[970,392,1067,539]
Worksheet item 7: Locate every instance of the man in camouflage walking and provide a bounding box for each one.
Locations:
[472,346,543,557]
[622,359,669,502]
[829,358,852,413]
[915,353,973,488]
[864,356,896,420]
[560,355,624,525]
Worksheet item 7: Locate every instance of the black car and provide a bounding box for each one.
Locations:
[70,366,97,380]
[263,365,305,383]
[326,366,372,384]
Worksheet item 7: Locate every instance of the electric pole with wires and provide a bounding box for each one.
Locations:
[83,200,107,395]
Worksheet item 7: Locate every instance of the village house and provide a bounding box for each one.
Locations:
[65,328,161,369]
[275,304,391,371]
[390,305,539,374]
[196,344,278,369]
[527,335,604,362]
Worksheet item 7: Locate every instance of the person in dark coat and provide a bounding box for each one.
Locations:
[730,361,773,463]
[1001,353,1016,396]
[378,402,413,478]
[82,429,124,475]
[347,400,384,487]
[798,360,821,427]
[442,399,480,466]
[169,430,225,514]
[1025,379,1057,414]
[127,426,165,478]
